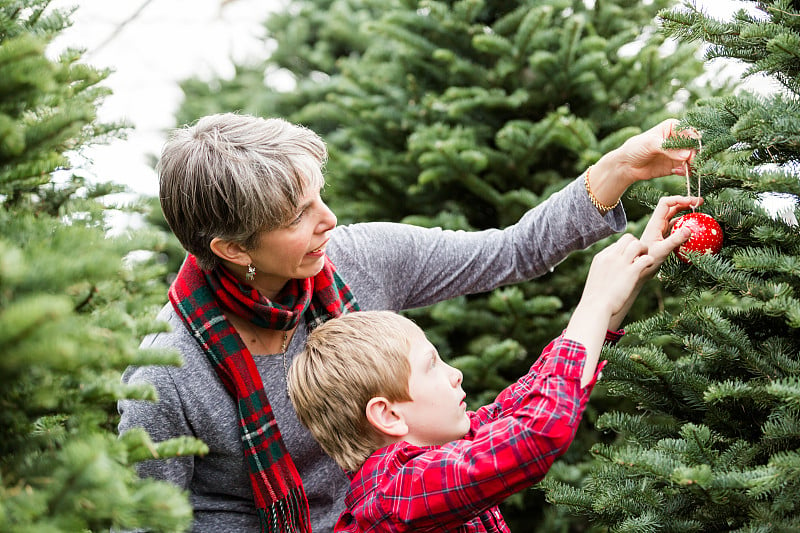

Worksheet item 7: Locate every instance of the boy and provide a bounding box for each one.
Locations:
[288,196,698,532]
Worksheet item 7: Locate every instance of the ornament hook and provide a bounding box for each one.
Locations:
[683,136,702,212]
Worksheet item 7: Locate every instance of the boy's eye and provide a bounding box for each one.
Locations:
[289,211,305,226]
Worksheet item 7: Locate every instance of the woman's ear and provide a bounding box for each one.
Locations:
[209,237,251,267]
[365,397,408,438]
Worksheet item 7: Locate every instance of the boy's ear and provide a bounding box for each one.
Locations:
[209,237,251,267]
[365,397,408,438]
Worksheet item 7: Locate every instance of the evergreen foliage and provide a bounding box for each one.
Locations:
[544,1,800,530]
[0,2,205,531]
[174,0,729,529]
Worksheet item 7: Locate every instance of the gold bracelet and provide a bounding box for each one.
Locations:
[584,166,620,215]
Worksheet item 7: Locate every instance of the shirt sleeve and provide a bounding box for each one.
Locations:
[605,328,624,345]
[472,327,622,428]
[374,335,593,529]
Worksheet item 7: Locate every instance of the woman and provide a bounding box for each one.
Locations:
[118,112,696,533]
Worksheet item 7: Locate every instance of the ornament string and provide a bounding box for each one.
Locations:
[682,137,702,212]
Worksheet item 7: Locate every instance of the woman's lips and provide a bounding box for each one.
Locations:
[307,240,328,255]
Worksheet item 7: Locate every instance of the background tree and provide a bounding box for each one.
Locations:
[173,0,728,529]
[175,0,379,128]
[0,1,205,531]
[544,1,800,530]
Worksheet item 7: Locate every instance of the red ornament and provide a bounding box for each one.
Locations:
[671,212,723,263]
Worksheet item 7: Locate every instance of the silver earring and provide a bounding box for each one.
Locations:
[245,264,256,281]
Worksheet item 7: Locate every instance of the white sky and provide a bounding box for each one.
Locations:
[49,0,280,197]
[48,0,758,198]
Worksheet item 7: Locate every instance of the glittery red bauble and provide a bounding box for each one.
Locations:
[671,212,723,263]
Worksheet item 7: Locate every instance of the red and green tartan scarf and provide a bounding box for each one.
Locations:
[168,253,359,533]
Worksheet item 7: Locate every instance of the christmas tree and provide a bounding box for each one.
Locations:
[173,0,730,528]
[0,1,205,530]
[544,1,800,530]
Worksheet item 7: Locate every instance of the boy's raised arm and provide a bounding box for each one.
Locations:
[564,234,653,388]
[566,195,700,387]
[607,195,699,331]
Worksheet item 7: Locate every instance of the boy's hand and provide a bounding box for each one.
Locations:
[640,195,702,278]
[604,195,702,331]
[568,235,653,387]
[581,234,654,318]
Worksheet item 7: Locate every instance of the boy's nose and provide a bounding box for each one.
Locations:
[451,366,463,387]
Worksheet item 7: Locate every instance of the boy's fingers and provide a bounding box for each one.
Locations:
[644,196,704,239]
[667,226,692,247]
[608,233,636,256]
[652,226,692,257]
[621,235,648,261]
[669,198,703,219]
[656,195,703,217]
[634,254,655,269]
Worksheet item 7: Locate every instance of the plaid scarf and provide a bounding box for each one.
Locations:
[168,253,359,533]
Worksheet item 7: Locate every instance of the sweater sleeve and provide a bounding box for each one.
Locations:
[118,327,196,489]
[328,174,625,310]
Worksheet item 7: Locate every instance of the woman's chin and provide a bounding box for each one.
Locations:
[297,257,326,278]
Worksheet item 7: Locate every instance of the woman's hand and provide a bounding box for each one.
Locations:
[606,119,700,183]
[586,119,700,211]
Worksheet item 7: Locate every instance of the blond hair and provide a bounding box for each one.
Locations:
[288,311,416,472]
[158,112,327,271]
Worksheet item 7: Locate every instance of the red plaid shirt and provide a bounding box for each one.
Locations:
[335,330,622,532]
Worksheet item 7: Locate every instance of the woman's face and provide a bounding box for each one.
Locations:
[248,181,337,297]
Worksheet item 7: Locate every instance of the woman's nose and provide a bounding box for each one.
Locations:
[319,200,337,230]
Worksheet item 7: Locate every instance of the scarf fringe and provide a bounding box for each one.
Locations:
[258,486,311,533]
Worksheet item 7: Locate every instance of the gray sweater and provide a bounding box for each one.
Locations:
[118,175,625,532]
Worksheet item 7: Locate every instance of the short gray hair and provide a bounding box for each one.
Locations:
[158,112,327,271]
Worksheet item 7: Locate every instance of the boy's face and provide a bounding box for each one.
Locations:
[395,325,471,446]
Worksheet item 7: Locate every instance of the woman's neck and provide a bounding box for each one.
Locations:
[226,312,295,355]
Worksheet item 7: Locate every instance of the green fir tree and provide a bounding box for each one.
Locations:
[173,0,729,529]
[544,1,800,530]
[174,0,379,128]
[0,1,206,531]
